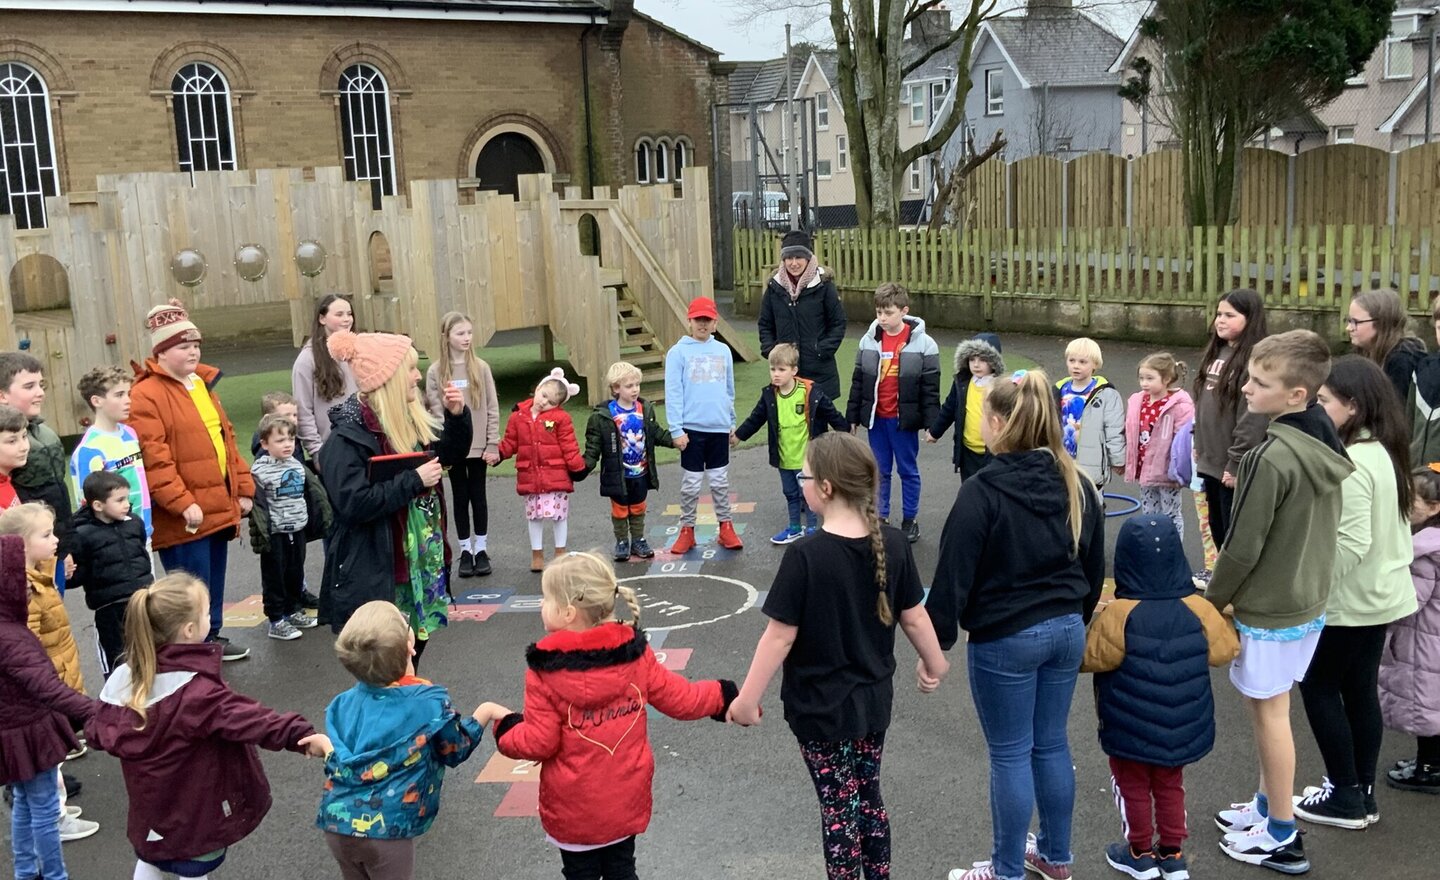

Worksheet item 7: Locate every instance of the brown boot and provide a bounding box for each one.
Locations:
[554,547,567,559]
[530,549,545,572]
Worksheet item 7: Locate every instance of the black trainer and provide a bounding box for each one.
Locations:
[1362,784,1379,826]
[902,518,920,543]
[458,550,475,578]
[471,550,492,577]
[1387,761,1440,794]
[1293,778,1367,829]
[299,589,320,609]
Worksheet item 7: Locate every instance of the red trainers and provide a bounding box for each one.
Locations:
[669,526,696,555]
[717,520,744,550]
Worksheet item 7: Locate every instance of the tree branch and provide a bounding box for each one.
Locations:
[900,0,999,79]
[903,0,945,26]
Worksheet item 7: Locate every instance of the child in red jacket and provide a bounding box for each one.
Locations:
[478,552,736,878]
[86,573,331,880]
[495,368,588,572]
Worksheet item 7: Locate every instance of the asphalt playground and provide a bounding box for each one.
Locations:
[17,325,1440,879]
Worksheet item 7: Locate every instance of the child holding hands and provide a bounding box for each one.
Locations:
[583,361,674,562]
[729,431,949,879]
[496,368,587,572]
[483,552,737,879]
[319,600,491,880]
[87,574,331,880]
[1123,353,1195,539]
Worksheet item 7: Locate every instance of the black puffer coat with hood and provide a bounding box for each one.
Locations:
[930,333,1005,470]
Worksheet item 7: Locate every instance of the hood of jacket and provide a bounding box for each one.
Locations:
[94,641,220,758]
[1270,403,1352,489]
[864,314,930,344]
[1113,516,1194,600]
[1414,524,1440,559]
[954,337,1005,378]
[326,681,455,769]
[1392,336,1428,372]
[770,264,831,290]
[980,449,1072,516]
[0,534,26,623]
[1416,352,1440,408]
[524,622,649,710]
[325,394,384,453]
[133,358,221,388]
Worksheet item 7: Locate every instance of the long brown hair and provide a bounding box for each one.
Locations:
[1323,355,1413,520]
[986,369,1091,555]
[437,311,486,410]
[806,431,893,626]
[310,293,353,400]
[1193,289,1268,408]
[1352,288,1418,371]
[122,574,207,728]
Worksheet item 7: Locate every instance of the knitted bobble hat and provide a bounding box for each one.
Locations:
[146,298,202,356]
[780,229,814,261]
[326,329,413,393]
[536,367,580,404]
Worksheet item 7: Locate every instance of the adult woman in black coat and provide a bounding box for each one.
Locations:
[758,229,848,401]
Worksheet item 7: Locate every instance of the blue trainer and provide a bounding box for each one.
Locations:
[1104,842,1160,880]
[771,526,804,545]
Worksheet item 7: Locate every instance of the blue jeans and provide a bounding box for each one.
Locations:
[158,532,230,639]
[10,765,66,880]
[867,417,920,520]
[778,468,816,529]
[967,614,1085,880]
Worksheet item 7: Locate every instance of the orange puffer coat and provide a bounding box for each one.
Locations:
[129,360,254,551]
[26,568,83,693]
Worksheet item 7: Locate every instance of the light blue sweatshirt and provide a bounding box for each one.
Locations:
[664,335,735,436]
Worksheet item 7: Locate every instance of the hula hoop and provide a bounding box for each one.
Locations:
[1103,491,1141,518]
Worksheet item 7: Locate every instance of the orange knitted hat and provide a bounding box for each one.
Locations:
[326,329,413,393]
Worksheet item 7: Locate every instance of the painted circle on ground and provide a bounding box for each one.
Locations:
[616,573,759,632]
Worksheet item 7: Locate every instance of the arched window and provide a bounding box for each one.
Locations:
[172,62,236,173]
[339,63,396,205]
[0,62,60,229]
[674,140,688,179]
[635,139,651,184]
[654,140,670,183]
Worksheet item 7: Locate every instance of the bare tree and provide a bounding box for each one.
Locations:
[927,129,1007,230]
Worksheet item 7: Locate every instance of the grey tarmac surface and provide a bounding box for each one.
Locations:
[21,326,1440,879]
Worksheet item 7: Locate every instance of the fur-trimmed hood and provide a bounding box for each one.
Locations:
[954,334,1004,378]
[524,622,651,710]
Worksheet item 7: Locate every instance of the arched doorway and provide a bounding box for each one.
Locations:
[7,253,81,433]
[366,231,400,333]
[475,133,546,198]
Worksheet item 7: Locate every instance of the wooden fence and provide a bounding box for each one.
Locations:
[950,143,1440,232]
[735,224,1440,326]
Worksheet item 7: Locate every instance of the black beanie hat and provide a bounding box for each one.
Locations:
[780,230,814,260]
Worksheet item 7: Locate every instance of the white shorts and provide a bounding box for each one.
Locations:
[1229,628,1323,700]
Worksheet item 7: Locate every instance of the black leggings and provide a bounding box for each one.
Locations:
[1299,624,1388,788]
[1419,735,1440,766]
[1200,473,1235,549]
[448,456,488,539]
[559,836,636,880]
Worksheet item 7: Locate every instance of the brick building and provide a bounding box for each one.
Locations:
[0,0,722,229]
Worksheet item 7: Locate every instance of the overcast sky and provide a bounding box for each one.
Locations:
[634,1,1148,61]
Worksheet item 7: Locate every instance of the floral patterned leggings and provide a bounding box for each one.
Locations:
[799,731,891,879]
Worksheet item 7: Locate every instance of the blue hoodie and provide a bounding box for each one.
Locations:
[664,335,735,437]
[317,680,483,839]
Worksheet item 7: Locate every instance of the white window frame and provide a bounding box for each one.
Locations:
[908,83,926,125]
[836,134,848,172]
[1407,133,1429,148]
[635,139,651,183]
[930,80,947,120]
[172,61,237,174]
[654,139,669,183]
[1055,137,1073,153]
[908,159,922,193]
[0,62,61,229]
[1386,14,1419,79]
[338,63,396,201]
[817,158,832,179]
[815,91,829,130]
[985,69,1004,116]
[1334,126,1357,144]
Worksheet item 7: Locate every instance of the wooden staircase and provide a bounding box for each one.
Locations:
[603,270,668,401]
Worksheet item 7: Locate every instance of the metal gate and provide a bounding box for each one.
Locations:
[712,97,819,231]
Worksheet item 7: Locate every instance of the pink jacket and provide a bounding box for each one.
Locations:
[1380,527,1440,737]
[1123,390,1195,487]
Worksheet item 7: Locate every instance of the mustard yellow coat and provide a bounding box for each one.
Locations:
[27,567,85,694]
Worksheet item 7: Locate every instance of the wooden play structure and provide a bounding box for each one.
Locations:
[0,166,755,434]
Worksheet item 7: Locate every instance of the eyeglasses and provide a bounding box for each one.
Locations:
[1344,318,1375,328]
[796,473,815,483]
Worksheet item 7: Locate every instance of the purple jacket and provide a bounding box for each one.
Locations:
[87,641,315,861]
[1380,527,1440,737]
[0,534,97,785]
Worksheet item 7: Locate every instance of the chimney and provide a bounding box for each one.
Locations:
[1026,0,1075,13]
[604,0,634,37]
[912,8,952,46]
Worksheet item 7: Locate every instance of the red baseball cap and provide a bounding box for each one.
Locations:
[686,297,719,320]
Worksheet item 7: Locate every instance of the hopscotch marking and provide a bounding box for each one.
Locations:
[616,573,759,633]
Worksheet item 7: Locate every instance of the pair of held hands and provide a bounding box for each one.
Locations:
[723,657,950,727]
[292,701,515,758]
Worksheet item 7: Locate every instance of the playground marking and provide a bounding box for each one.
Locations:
[476,753,543,784]
[454,588,515,606]
[653,648,692,671]
[493,781,541,818]
[222,595,265,628]
[616,573,759,633]
[500,595,546,613]
[449,605,501,623]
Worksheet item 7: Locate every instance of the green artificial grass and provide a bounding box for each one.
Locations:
[216,330,1036,473]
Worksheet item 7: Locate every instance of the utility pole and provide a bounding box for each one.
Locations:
[785,22,799,230]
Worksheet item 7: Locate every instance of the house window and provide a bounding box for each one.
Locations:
[1335,126,1356,144]
[908,83,926,125]
[635,140,651,183]
[0,62,60,229]
[674,140,687,179]
[985,69,1003,115]
[338,63,396,205]
[836,135,848,172]
[908,160,922,193]
[1387,14,1419,79]
[817,159,832,179]
[930,81,947,120]
[172,62,236,174]
[655,141,669,182]
[1407,133,1428,148]
[816,92,829,130]
[1055,138,1072,153]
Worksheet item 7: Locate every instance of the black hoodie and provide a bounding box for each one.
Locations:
[927,449,1106,647]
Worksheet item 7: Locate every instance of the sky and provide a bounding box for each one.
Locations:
[635,1,1149,62]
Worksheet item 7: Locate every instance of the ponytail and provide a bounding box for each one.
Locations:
[121,574,207,729]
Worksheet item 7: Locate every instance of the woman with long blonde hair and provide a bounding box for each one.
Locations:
[927,369,1106,880]
[317,330,471,659]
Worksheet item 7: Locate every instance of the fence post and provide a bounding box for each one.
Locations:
[1061,159,1069,246]
[1005,162,1014,231]
[1285,154,1296,237]
[1387,151,1399,229]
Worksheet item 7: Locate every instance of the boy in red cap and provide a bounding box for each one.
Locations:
[664,297,742,553]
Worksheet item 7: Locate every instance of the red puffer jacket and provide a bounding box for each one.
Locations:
[493,623,736,846]
[497,400,587,495]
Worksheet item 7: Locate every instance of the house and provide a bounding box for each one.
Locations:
[962,0,1124,160]
[1112,1,1440,154]
[0,0,723,232]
